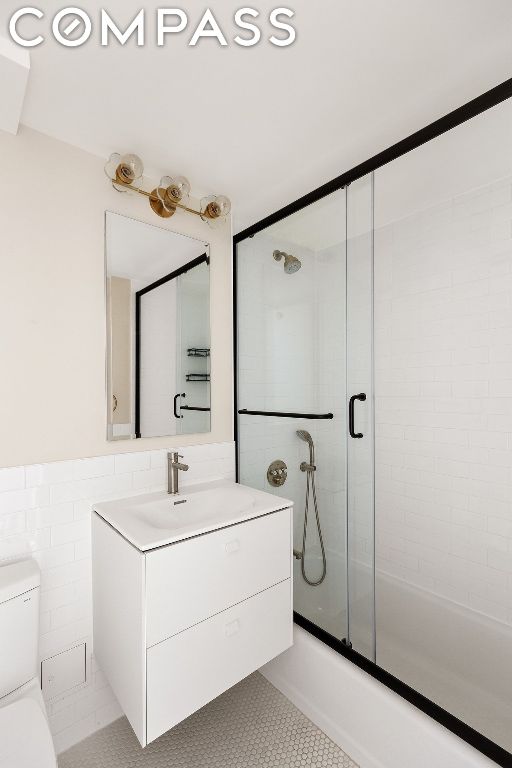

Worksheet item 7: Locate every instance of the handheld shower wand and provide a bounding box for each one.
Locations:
[297,429,316,472]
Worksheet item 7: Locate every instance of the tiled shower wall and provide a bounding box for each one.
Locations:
[0,441,235,753]
[374,175,512,626]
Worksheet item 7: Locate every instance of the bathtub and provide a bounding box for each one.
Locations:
[376,570,512,754]
[262,566,510,768]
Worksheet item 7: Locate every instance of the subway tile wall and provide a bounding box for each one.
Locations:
[374,175,512,626]
[0,441,235,753]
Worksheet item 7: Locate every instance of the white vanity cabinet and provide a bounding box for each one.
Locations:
[92,501,293,747]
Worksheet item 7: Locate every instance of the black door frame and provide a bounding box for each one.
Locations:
[233,77,512,768]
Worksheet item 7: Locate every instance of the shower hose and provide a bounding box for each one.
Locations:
[299,455,327,587]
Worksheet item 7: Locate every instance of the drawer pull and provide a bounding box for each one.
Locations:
[225,539,240,554]
[224,619,240,638]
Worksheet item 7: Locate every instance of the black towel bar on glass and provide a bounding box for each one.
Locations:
[180,405,211,412]
[238,409,333,420]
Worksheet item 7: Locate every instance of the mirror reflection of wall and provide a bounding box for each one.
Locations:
[106,212,211,441]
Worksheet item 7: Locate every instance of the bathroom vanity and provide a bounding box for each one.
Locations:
[92,480,293,747]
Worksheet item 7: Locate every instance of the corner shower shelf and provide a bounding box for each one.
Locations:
[186,374,210,382]
[238,409,333,420]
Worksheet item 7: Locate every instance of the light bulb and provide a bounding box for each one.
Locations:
[171,175,191,203]
[104,152,144,192]
[157,175,191,212]
[200,195,232,227]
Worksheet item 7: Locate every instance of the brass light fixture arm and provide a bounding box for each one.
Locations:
[110,177,203,217]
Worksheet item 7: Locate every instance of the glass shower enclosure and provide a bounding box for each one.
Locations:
[235,92,512,767]
[236,175,375,656]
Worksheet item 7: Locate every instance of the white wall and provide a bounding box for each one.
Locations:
[0,126,233,467]
[0,441,235,753]
[140,280,178,438]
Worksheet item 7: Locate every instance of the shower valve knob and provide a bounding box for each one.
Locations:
[267,459,287,487]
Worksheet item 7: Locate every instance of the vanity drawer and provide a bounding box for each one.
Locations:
[145,507,291,647]
[146,578,292,743]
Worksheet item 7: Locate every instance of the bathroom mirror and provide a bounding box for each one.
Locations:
[105,212,211,440]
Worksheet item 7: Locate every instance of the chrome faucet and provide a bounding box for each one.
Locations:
[167,451,189,495]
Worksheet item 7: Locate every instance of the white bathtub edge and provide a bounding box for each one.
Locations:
[260,626,496,768]
[261,661,383,768]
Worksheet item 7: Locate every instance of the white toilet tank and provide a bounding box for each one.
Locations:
[0,560,41,700]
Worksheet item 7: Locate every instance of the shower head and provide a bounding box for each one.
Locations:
[296,429,314,448]
[273,250,302,274]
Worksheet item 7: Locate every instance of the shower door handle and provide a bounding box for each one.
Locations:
[349,393,366,438]
[173,393,186,419]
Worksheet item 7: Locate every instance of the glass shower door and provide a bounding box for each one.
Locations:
[236,188,350,645]
[236,180,376,654]
[345,173,376,659]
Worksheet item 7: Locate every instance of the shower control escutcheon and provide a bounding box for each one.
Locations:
[267,460,287,487]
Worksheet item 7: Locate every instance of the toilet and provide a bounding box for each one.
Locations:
[0,560,57,767]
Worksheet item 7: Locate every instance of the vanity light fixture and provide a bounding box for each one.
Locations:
[104,153,231,228]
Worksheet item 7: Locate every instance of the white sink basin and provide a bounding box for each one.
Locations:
[93,479,291,551]
[137,485,256,530]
